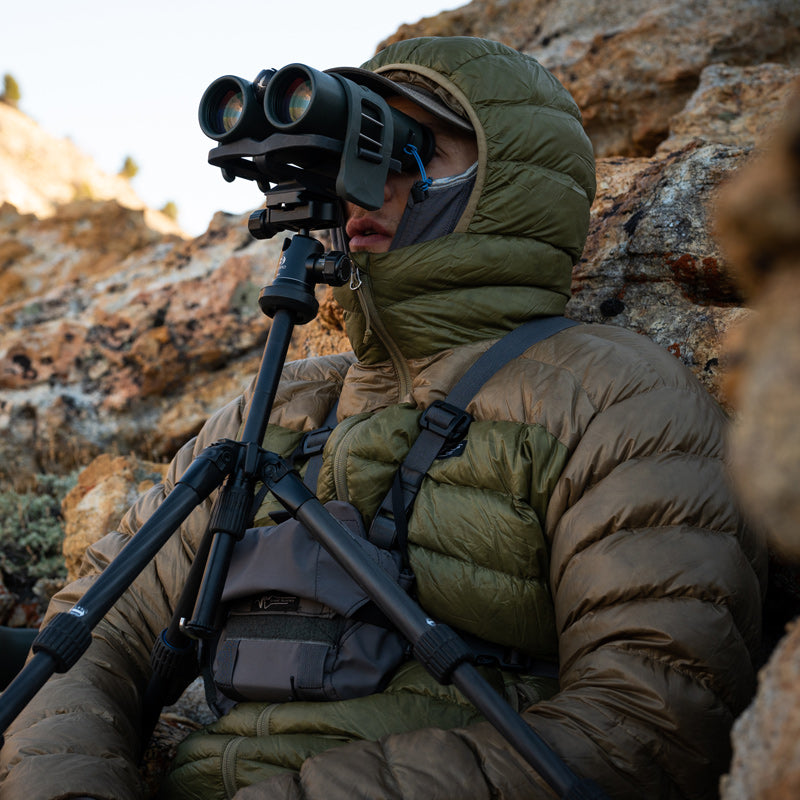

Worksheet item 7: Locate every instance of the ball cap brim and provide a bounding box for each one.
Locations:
[326,66,473,133]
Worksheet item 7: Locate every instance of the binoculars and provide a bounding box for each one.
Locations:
[199,64,435,212]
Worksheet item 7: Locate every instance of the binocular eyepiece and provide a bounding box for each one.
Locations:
[198,63,435,212]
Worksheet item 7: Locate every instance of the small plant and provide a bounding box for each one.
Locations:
[119,155,139,180]
[0,473,77,601]
[1,73,21,107]
[160,200,179,221]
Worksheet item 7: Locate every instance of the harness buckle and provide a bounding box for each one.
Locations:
[299,426,333,457]
[419,400,473,442]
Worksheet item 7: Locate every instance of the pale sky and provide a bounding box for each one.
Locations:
[2,0,467,235]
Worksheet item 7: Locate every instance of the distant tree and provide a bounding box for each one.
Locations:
[160,201,179,221]
[1,73,21,107]
[118,155,139,180]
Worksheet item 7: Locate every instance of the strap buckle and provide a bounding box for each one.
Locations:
[299,426,333,457]
[419,400,473,442]
[369,510,399,550]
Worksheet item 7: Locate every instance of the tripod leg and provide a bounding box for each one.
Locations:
[141,439,266,740]
[139,236,326,739]
[0,440,233,740]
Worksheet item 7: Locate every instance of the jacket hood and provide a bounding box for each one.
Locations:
[333,37,596,366]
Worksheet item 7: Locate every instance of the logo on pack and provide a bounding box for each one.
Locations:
[254,593,300,613]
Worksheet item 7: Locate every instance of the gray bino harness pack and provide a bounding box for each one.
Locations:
[201,316,577,716]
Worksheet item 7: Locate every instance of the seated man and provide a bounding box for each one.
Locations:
[0,36,765,800]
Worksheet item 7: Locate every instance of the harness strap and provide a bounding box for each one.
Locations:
[369,316,579,552]
[297,400,339,492]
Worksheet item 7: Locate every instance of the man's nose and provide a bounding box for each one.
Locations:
[345,179,394,218]
[383,173,401,203]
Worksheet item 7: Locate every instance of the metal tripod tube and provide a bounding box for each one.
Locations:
[181,233,320,636]
[144,232,340,732]
[240,310,295,446]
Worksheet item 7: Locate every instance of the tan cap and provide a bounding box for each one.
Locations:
[326,66,473,133]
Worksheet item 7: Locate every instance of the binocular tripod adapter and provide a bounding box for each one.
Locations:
[198,62,434,211]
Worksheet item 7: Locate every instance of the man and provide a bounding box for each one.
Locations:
[0,37,765,799]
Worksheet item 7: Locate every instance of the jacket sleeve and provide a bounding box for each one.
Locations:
[232,358,767,800]
[0,392,249,800]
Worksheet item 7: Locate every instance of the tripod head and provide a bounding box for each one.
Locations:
[258,228,351,325]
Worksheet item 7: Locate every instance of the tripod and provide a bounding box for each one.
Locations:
[0,192,608,800]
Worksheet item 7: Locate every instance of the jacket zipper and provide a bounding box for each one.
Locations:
[221,735,242,798]
[331,414,368,502]
[352,263,413,400]
[335,261,412,502]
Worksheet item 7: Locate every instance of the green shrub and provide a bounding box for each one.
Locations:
[0,473,77,597]
[119,155,139,180]
[160,200,179,221]
[1,73,21,107]
[72,180,96,201]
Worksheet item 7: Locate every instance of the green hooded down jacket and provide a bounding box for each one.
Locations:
[0,37,765,800]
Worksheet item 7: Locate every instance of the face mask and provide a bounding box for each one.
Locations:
[390,162,477,251]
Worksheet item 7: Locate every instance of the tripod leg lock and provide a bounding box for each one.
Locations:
[149,629,199,707]
[208,480,256,538]
[413,622,475,684]
[31,610,93,673]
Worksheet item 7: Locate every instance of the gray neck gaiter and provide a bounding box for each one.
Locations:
[390,162,477,251]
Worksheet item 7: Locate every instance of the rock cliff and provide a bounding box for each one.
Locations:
[383,0,800,156]
[0,101,183,237]
[714,81,800,800]
[0,205,347,492]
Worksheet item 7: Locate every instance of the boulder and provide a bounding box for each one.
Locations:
[60,454,168,582]
[712,83,800,799]
[722,620,800,799]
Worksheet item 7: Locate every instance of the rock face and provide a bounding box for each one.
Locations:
[383,0,800,156]
[0,102,183,236]
[712,84,800,800]
[723,620,800,800]
[0,204,348,491]
[715,83,800,565]
[60,454,168,581]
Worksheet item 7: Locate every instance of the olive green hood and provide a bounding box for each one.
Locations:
[333,37,596,366]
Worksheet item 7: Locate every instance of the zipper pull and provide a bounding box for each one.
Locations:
[349,266,373,340]
[361,289,373,340]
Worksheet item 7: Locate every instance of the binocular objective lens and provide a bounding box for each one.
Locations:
[280,77,312,123]
[217,89,244,133]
